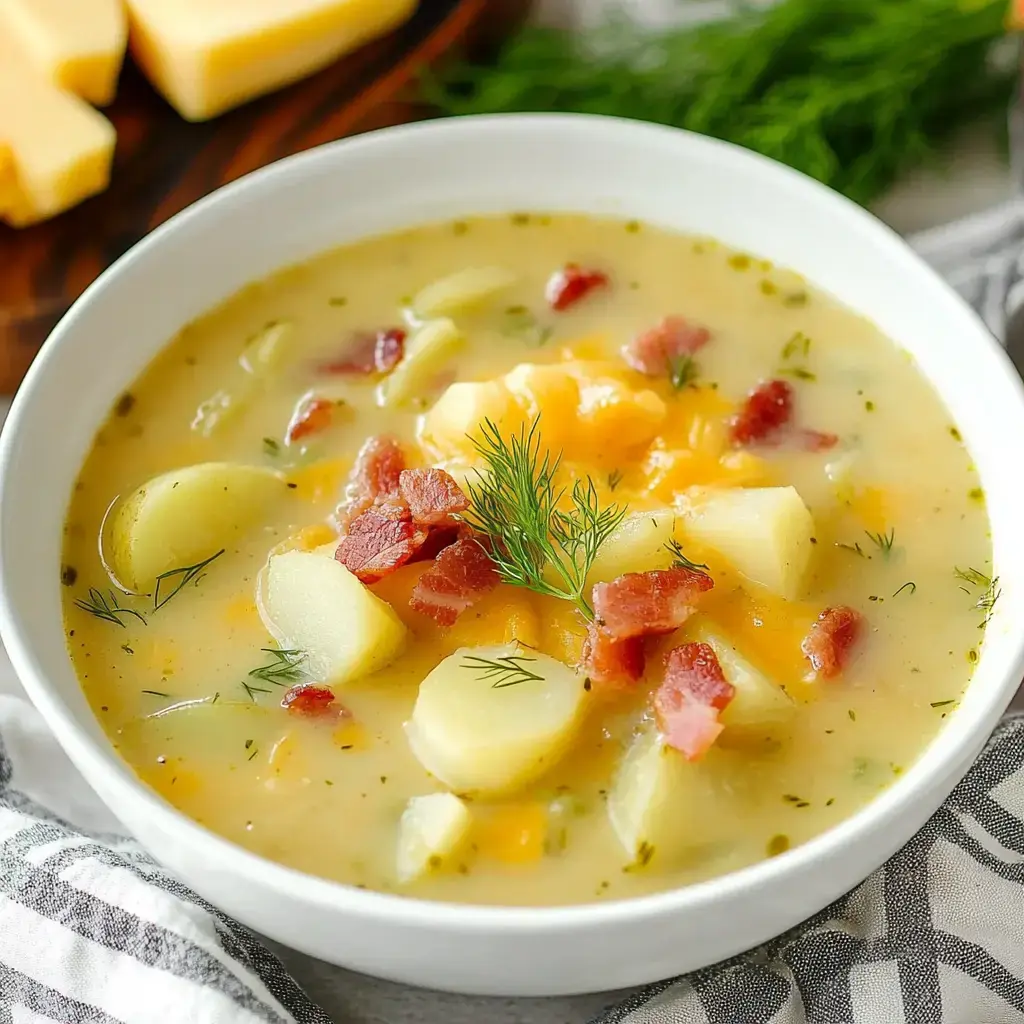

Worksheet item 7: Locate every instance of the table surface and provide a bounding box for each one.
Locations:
[1,1,1020,1018]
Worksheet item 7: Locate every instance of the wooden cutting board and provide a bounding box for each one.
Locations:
[0,0,528,395]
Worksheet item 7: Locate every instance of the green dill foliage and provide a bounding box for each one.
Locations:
[248,648,305,685]
[153,549,224,610]
[955,565,1001,626]
[778,330,815,380]
[501,305,552,347]
[74,587,147,628]
[865,528,895,558]
[663,539,709,574]
[463,418,627,619]
[426,0,1014,207]
[461,651,546,688]
[668,353,699,390]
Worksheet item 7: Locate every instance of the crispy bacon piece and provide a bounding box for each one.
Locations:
[409,537,499,626]
[798,429,839,452]
[801,606,864,679]
[281,684,345,718]
[545,264,609,312]
[286,396,335,444]
[581,622,645,691]
[335,506,428,583]
[399,468,470,526]
[320,327,406,375]
[730,379,793,446]
[592,567,714,640]
[655,642,736,760]
[623,316,711,376]
[338,436,406,526]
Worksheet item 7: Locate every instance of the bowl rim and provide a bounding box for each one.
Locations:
[3,111,1023,934]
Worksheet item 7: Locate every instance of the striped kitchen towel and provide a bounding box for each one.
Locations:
[4,689,1024,1022]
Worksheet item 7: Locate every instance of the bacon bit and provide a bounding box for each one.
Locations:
[286,396,335,444]
[623,316,711,376]
[581,622,645,691]
[338,436,406,526]
[655,643,735,760]
[399,468,470,526]
[545,264,609,312]
[730,379,793,446]
[409,537,500,626]
[320,327,406,375]
[801,606,864,679]
[281,684,345,718]
[335,506,428,583]
[592,567,714,640]
[798,429,839,452]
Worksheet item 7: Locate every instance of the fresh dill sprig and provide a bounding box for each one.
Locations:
[461,652,545,688]
[836,541,867,558]
[663,539,709,574]
[241,680,271,703]
[249,648,305,685]
[607,468,623,492]
[893,581,917,597]
[463,418,627,619]
[141,689,169,697]
[425,0,1014,208]
[153,549,224,610]
[74,588,147,628]
[865,528,895,558]
[668,353,698,391]
[781,331,812,361]
[955,566,1001,626]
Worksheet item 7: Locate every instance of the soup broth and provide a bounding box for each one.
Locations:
[62,214,992,906]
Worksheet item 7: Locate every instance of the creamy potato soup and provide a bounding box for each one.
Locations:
[62,214,993,906]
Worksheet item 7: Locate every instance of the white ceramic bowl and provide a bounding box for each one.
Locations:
[2,114,1024,998]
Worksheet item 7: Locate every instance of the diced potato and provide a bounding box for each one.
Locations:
[381,318,465,407]
[586,509,678,587]
[396,793,472,883]
[680,486,815,600]
[689,624,794,734]
[190,384,254,438]
[418,380,516,459]
[239,320,293,376]
[405,643,588,796]
[106,462,287,592]
[260,549,407,686]
[607,729,737,866]
[412,266,516,318]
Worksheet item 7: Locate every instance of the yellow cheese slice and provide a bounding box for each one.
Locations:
[0,37,116,227]
[0,0,128,106]
[125,0,420,122]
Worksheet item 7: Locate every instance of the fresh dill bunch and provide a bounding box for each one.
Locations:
[463,417,627,619]
[426,0,1015,207]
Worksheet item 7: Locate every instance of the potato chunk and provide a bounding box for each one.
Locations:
[406,644,588,796]
[106,462,287,592]
[396,793,472,883]
[586,509,678,587]
[607,729,738,866]
[680,485,814,599]
[380,318,464,407]
[412,266,516,318]
[689,625,794,735]
[260,549,407,686]
[418,380,516,459]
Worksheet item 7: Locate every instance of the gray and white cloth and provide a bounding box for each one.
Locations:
[3,195,1024,1023]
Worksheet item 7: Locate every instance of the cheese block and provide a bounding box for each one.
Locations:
[0,0,128,106]
[0,38,116,227]
[125,0,420,122]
